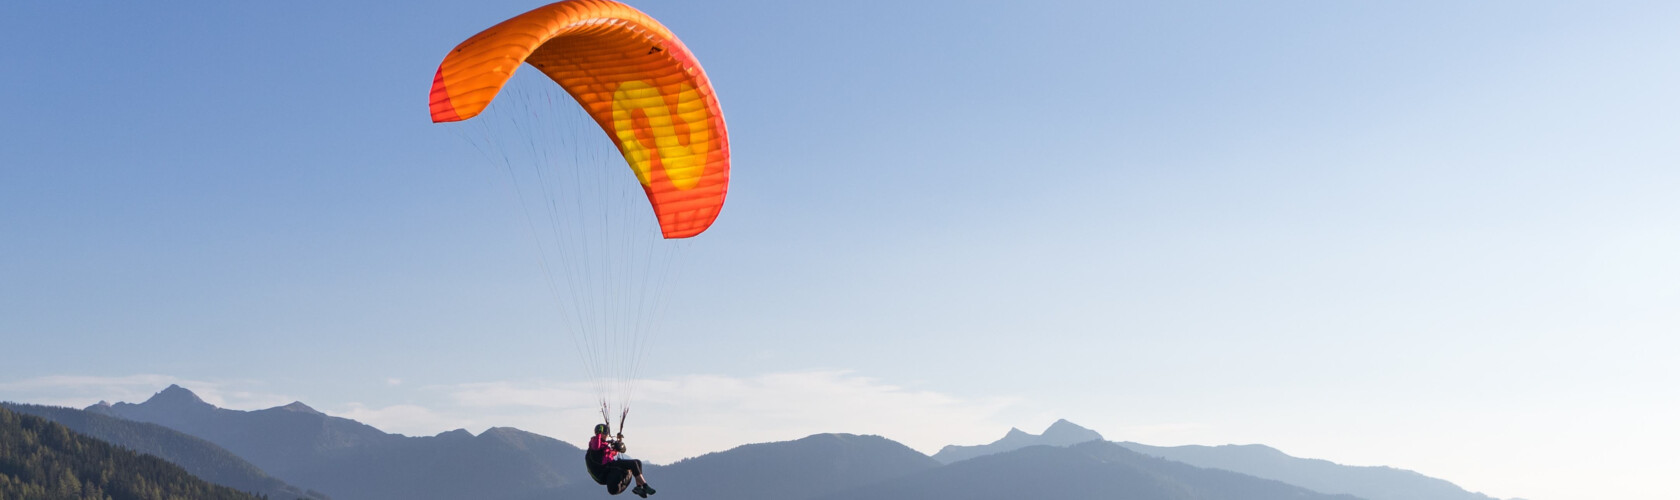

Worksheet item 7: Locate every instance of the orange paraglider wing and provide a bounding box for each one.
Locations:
[430,0,729,238]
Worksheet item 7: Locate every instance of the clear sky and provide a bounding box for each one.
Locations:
[3,2,1677,499]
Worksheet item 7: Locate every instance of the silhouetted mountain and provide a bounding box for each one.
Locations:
[86,384,399,472]
[89,385,587,500]
[0,406,264,500]
[933,419,1104,464]
[74,388,1501,500]
[824,440,1362,500]
[87,386,949,500]
[1118,442,1498,500]
[646,433,941,500]
[3,402,326,500]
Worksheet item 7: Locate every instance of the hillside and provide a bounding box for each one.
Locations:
[0,406,265,500]
[4,402,326,500]
[654,433,941,500]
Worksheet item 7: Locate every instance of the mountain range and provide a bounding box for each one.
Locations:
[931,415,1499,500]
[826,440,1361,500]
[6,385,1506,500]
[1118,441,1499,500]
[84,386,584,500]
[932,418,1105,464]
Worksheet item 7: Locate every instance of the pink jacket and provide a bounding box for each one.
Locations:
[589,434,618,464]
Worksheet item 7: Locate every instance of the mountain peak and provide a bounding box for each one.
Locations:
[994,427,1037,447]
[1041,419,1103,445]
[143,384,212,409]
[277,401,320,414]
[480,426,534,441]
[437,428,474,439]
[932,419,1107,464]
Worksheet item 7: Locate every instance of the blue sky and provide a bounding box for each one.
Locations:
[4,2,1678,499]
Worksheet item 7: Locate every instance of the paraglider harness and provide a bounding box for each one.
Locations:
[585,407,635,493]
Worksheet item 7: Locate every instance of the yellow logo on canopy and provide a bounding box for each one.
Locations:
[611,80,712,190]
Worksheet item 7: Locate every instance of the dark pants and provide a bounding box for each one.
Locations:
[604,459,643,495]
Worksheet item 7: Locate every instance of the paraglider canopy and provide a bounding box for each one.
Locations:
[430,0,730,238]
